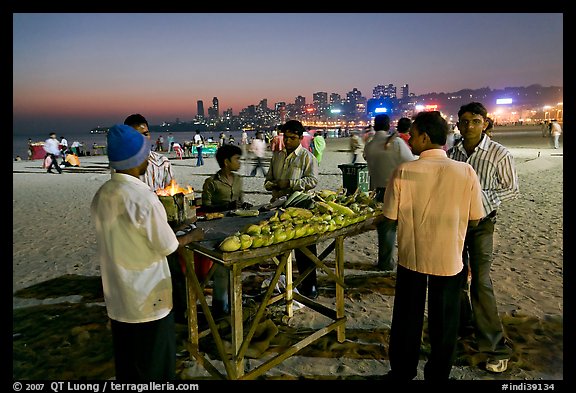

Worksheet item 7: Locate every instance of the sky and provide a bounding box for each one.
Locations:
[12,13,563,136]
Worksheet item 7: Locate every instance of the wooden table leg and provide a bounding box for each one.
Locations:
[285,251,294,318]
[185,252,199,350]
[335,236,346,342]
[230,263,244,378]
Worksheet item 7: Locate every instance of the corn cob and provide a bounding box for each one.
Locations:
[325,201,356,217]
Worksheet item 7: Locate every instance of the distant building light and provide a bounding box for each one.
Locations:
[496,98,513,105]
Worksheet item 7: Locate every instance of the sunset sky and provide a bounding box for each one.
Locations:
[12,13,563,136]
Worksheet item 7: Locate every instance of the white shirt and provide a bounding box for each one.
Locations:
[550,122,562,136]
[60,138,68,147]
[363,131,415,189]
[250,138,266,158]
[91,173,179,323]
[43,137,61,155]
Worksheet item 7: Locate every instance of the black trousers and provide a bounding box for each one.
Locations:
[294,244,318,291]
[45,153,62,173]
[110,311,176,380]
[389,265,465,381]
[166,253,187,323]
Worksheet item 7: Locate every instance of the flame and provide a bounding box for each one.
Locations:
[155,179,194,196]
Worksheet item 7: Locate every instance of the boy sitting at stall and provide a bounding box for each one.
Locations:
[201,144,248,317]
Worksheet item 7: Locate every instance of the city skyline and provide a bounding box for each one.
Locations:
[13,13,563,136]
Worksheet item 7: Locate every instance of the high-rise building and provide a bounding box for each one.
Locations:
[330,93,342,105]
[197,100,205,118]
[373,84,397,99]
[401,84,409,99]
[212,97,219,119]
[313,92,329,117]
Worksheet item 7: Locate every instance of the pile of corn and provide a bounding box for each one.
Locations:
[218,189,379,252]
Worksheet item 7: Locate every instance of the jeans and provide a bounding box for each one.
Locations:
[461,211,511,359]
[212,264,229,314]
[250,156,266,176]
[375,187,396,271]
[196,146,204,166]
[552,134,560,149]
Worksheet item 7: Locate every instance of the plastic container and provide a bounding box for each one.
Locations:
[338,163,370,195]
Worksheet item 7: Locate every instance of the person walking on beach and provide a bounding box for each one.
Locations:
[363,114,415,272]
[201,144,246,317]
[167,133,175,153]
[447,102,519,373]
[382,111,484,381]
[27,138,33,160]
[541,120,550,137]
[312,130,326,165]
[60,135,69,159]
[91,124,204,380]
[349,130,364,163]
[550,119,562,149]
[124,114,176,192]
[270,127,285,152]
[265,119,320,299]
[249,131,267,176]
[43,132,63,174]
[194,130,205,166]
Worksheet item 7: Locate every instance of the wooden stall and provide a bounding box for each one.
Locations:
[183,210,383,380]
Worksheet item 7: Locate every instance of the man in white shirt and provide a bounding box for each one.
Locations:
[43,132,63,174]
[364,114,415,271]
[550,119,562,149]
[249,131,267,176]
[91,124,203,380]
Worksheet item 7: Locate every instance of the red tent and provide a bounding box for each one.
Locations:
[29,143,46,160]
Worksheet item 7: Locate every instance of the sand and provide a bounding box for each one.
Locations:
[12,125,563,381]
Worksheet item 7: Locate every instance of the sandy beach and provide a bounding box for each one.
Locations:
[12,125,563,381]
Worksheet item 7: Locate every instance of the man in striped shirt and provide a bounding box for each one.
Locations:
[124,114,176,192]
[265,120,320,299]
[447,102,519,373]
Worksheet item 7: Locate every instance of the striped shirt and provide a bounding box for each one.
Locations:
[447,134,519,216]
[265,144,318,201]
[142,151,176,192]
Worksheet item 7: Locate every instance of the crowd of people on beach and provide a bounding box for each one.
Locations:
[60,100,526,380]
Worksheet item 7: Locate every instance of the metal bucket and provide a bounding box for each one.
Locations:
[158,193,196,225]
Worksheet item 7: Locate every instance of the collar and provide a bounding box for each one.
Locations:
[418,148,448,159]
[455,133,490,155]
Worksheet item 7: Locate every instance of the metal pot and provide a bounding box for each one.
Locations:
[158,192,196,225]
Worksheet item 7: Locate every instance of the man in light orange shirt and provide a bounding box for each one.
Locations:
[382,111,484,381]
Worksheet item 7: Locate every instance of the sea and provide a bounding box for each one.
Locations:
[12,130,252,161]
